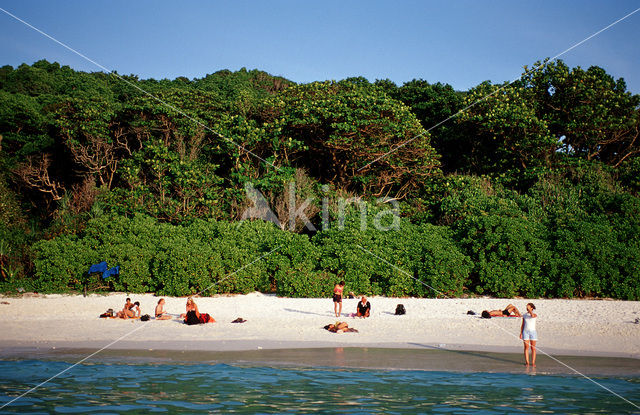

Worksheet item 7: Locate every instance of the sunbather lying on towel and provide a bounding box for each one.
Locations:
[481,304,521,318]
[324,321,358,333]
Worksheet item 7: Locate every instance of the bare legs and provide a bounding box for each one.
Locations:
[334,301,342,317]
[523,340,537,366]
[530,340,537,366]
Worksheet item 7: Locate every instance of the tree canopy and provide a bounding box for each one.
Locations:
[1,59,640,299]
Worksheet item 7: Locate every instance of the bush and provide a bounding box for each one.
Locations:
[457,214,551,297]
[32,234,95,292]
[26,183,640,300]
[313,210,471,297]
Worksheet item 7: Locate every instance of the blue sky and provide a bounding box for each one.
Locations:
[1,1,639,92]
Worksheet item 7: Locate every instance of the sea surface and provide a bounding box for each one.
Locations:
[1,352,639,414]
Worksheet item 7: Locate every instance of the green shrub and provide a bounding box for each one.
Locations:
[32,235,96,292]
[313,210,471,297]
[456,214,551,297]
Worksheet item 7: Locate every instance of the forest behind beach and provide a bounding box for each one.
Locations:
[1,59,639,299]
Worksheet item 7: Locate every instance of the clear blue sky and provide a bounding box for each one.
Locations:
[1,1,639,93]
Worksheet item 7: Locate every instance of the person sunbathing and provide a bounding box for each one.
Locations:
[155,298,172,320]
[182,297,215,325]
[116,300,140,319]
[481,304,521,318]
[324,321,358,333]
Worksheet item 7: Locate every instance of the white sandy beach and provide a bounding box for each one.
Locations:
[0,293,639,358]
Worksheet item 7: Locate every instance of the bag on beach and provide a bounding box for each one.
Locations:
[140,314,150,321]
[99,308,115,318]
[395,304,406,315]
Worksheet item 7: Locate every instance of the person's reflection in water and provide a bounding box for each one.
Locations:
[333,347,346,367]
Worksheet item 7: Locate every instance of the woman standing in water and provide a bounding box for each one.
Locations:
[333,281,345,317]
[520,303,538,366]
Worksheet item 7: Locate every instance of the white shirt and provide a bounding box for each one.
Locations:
[523,312,537,331]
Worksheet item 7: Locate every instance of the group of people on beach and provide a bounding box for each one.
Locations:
[111,297,216,325]
[113,280,539,367]
[114,298,141,319]
[333,281,539,367]
[332,281,371,318]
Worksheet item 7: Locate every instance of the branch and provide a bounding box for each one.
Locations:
[14,154,64,200]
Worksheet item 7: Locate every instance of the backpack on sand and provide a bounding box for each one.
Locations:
[395,304,406,315]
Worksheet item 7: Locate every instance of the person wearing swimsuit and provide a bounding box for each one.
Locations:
[520,303,538,367]
[117,299,140,319]
[155,298,172,320]
[182,297,216,325]
[333,281,345,317]
[482,304,521,318]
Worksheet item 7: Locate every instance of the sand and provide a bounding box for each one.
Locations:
[0,292,639,360]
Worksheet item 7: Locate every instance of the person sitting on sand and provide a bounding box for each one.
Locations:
[481,304,521,318]
[116,300,141,319]
[155,298,172,320]
[356,296,371,318]
[181,297,215,325]
[324,321,358,333]
[115,297,132,317]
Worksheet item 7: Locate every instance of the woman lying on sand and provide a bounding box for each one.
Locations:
[324,321,358,333]
[481,304,521,318]
[181,297,215,325]
[155,298,172,320]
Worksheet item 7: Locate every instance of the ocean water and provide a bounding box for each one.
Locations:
[1,359,639,414]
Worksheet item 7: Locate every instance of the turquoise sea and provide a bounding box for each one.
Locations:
[1,349,639,414]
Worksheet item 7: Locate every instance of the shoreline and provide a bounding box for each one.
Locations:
[1,346,639,377]
[0,339,638,359]
[1,292,639,362]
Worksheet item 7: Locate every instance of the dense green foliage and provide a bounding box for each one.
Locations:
[1,59,640,299]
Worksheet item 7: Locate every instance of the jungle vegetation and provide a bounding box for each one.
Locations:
[1,59,639,299]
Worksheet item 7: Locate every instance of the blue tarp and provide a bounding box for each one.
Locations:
[87,262,119,279]
[102,266,119,279]
[88,261,108,274]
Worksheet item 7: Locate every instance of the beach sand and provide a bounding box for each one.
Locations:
[0,292,639,363]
